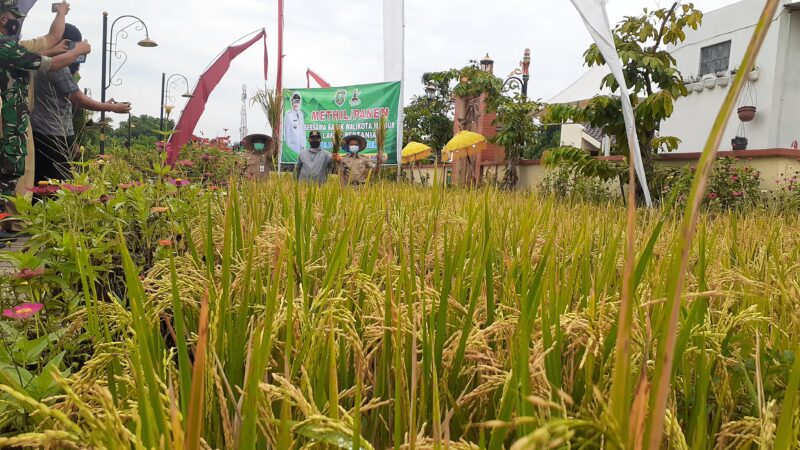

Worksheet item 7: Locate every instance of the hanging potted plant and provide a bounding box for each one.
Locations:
[688,76,703,93]
[683,76,694,94]
[749,66,760,81]
[703,74,717,89]
[716,71,729,87]
[731,136,748,150]
[737,105,757,122]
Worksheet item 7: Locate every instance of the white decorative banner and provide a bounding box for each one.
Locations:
[570,0,653,207]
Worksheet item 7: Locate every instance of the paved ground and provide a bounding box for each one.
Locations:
[0,236,28,276]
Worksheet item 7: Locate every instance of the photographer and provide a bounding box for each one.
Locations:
[0,0,90,238]
[31,23,131,183]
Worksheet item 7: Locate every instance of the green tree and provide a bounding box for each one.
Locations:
[543,3,702,182]
[491,95,542,188]
[403,71,457,161]
[112,114,175,147]
[525,125,561,160]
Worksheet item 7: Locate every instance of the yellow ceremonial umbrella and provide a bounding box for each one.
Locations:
[401,142,432,183]
[442,131,487,185]
[442,131,487,161]
[401,142,432,164]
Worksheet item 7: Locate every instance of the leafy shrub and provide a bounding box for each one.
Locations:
[539,165,617,203]
[658,157,761,210]
[764,164,800,210]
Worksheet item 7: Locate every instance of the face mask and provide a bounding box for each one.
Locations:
[309,140,321,149]
[349,145,359,154]
[4,19,20,36]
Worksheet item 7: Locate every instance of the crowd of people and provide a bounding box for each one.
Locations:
[0,0,131,241]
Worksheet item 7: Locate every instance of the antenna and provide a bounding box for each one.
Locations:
[240,85,249,143]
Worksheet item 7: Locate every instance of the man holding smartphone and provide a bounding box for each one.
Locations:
[31,23,130,183]
[0,0,89,238]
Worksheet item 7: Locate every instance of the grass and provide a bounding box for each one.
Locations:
[2,176,800,449]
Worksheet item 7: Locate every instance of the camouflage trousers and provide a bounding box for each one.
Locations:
[0,104,28,195]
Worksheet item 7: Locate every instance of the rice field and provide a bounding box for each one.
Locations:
[2,174,799,449]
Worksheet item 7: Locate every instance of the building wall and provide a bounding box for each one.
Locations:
[405,150,800,192]
[660,0,790,152]
[775,9,800,148]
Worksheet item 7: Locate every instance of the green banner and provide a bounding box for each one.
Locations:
[281,81,401,164]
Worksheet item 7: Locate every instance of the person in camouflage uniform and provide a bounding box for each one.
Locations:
[337,135,373,186]
[0,0,88,202]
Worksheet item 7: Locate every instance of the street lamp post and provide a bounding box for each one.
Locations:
[503,49,531,98]
[160,73,193,131]
[100,12,158,154]
[481,49,532,98]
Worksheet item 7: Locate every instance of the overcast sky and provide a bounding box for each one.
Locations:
[21,0,739,140]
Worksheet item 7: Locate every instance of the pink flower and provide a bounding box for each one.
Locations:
[118,181,143,190]
[167,178,190,187]
[2,303,44,320]
[731,175,739,182]
[61,184,92,194]
[732,191,743,197]
[201,153,212,162]
[708,192,719,200]
[29,185,60,196]
[13,268,45,280]
[97,194,113,204]
[177,159,194,167]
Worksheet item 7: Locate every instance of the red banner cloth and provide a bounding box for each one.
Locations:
[306,69,331,88]
[168,30,268,163]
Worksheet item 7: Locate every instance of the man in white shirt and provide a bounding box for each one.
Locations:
[282,92,305,156]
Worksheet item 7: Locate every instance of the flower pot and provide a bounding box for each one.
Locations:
[717,76,729,87]
[731,136,748,150]
[749,69,760,81]
[737,105,757,122]
[703,76,716,89]
[692,82,703,93]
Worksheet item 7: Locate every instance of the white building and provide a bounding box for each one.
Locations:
[549,0,800,153]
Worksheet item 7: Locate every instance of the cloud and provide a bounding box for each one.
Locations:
[19,0,739,140]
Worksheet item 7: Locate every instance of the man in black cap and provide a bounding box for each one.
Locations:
[294,130,336,185]
[283,92,305,155]
[337,134,372,185]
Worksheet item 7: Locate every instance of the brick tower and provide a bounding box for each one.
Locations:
[451,54,506,186]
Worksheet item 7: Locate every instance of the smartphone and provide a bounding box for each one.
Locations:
[51,3,60,12]
[68,41,86,64]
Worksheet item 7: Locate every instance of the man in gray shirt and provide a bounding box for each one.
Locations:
[294,130,338,185]
[31,23,129,183]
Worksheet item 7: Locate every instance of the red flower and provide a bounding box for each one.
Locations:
[177,159,194,167]
[0,213,9,221]
[158,239,173,247]
[209,185,220,191]
[61,184,92,194]
[2,303,44,320]
[201,153,212,162]
[13,268,45,280]
[708,192,719,200]
[97,194,113,204]
[730,175,739,182]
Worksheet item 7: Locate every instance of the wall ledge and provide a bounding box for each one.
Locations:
[407,148,800,170]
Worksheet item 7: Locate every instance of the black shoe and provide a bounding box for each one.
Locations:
[0,230,19,241]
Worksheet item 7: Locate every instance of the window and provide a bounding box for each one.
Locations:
[699,41,731,76]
